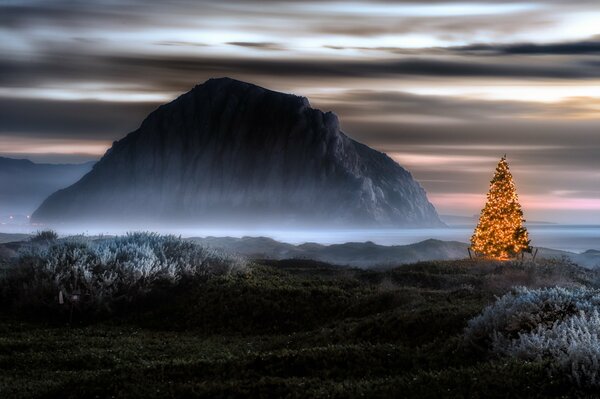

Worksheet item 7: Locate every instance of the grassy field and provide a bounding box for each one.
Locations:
[1,259,597,398]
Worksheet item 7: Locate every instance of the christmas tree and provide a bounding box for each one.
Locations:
[470,156,531,259]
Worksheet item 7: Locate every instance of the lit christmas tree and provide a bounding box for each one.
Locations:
[470,156,531,259]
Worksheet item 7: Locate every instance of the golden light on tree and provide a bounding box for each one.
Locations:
[470,156,531,260]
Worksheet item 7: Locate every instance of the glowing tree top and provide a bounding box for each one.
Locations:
[470,156,531,259]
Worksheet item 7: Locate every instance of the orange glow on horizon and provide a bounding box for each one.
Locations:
[430,193,600,213]
[0,137,110,157]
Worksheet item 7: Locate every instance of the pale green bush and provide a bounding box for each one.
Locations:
[1,232,246,314]
[466,286,600,387]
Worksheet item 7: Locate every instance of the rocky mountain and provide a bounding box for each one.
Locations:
[33,78,443,228]
[0,157,93,217]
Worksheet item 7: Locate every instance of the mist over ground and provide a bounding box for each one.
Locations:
[1,222,598,255]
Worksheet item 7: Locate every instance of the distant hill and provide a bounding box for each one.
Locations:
[191,236,600,268]
[0,233,597,268]
[192,236,470,267]
[0,157,93,217]
[33,78,443,228]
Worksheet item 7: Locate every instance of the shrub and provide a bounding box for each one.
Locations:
[0,232,246,317]
[465,286,594,346]
[506,310,600,387]
[30,229,59,242]
[465,286,600,387]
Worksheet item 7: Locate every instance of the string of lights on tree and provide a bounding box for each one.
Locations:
[470,156,531,260]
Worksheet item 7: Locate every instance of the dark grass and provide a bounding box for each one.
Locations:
[1,259,597,398]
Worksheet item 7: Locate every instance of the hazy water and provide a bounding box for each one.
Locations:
[2,224,599,253]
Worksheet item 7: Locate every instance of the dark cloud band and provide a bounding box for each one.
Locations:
[1,53,598,97]
[453,41,600,55]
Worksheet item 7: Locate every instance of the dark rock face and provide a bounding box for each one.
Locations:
[33,78,443,227]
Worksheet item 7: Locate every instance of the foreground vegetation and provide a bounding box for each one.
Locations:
[2,235,600,398]
[1,233,245,319]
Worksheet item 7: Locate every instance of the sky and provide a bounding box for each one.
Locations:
[1,0,599,224]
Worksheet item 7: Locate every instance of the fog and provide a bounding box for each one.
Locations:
[2,222,598,254]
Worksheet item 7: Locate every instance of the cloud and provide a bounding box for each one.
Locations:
[318,90,600,123]
[453,41,600,55]
[311,9,552,39]
[2,53,599,98]
[324,39,600,58]
[0,2,157,29]
[227,42,285,51]
[314,90,539,122]
[0,97,160,139]
[1,0,598,222]
[344,118,600,156]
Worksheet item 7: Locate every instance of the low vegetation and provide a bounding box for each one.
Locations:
[1,242,600,398]
[466,286,600,387]
[29,229,59,243]
[0,232,246,319]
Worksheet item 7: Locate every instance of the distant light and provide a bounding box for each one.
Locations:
[9,216,13,219]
